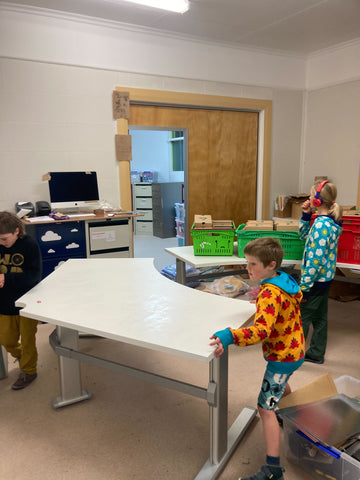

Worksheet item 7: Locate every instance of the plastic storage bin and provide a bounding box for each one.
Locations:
[131,171,141,183]
[175,203,185,222]
[191,222,235,256]
[337,216,360,265]
[236,224,305,260]
[281,394,360,480]
[141,171,156,183]
[283,416,360,480]
[175,218,185,238]
[177,235,185,247]
[334,376,360,399]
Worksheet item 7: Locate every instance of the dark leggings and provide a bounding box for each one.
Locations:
[300,286,330,361]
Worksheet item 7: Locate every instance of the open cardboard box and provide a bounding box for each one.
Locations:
[278,373,338,409]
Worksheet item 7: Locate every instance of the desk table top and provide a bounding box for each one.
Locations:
[165,246,360,271]
[16,258,255,363]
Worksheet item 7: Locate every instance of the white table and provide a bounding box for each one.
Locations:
[15,258,256,480]
[165,245,360,285]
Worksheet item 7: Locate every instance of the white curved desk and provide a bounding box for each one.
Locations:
[15,258,256,480]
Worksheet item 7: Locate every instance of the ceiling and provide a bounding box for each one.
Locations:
[3,0,360,56]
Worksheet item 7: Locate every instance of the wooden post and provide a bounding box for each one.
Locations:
[116,119,132,212]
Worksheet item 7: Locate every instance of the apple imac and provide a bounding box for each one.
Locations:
[47,171,99,213]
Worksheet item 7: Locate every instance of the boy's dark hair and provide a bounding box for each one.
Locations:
[244,237,283,269]
[0,211,25,238]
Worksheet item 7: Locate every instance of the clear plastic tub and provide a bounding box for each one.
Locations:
[334,376,360,400]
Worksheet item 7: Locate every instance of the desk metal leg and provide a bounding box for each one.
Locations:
[52,326,91,409]
[0,345,8,379]
[196,352,257,480]
[175,258,186,284]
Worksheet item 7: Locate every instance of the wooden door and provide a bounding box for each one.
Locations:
[129,104,258,238]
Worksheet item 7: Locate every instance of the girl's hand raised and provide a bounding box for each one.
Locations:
[302,199,311,213]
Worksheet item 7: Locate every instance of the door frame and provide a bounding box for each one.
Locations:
[116,87,272,219]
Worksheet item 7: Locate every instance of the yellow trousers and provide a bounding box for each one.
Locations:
[0,314,38,375]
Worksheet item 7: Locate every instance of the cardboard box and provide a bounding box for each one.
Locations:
[278,373,338,409]
[274,204,291,218]
[274,195,291,218]
[343,209,360,217]
[212,220,234,230]
[244,220,273,231]
[288,194,309,219]
[274,219,299,231]
[194,214,212,229]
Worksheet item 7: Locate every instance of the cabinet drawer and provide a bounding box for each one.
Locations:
[34,222,86,259]
[87,221,130,253]
[135,197,153,209]
[134,184,152,196]
[135,210,153,221]
[42,255,86,279]
[135,221,153,235]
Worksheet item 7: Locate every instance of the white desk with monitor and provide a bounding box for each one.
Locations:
[15,258,256,480]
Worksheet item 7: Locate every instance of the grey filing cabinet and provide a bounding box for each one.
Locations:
[133,183,154,235]
[152,182,183,238]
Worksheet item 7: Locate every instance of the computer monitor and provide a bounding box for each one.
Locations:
[47,171,99,212]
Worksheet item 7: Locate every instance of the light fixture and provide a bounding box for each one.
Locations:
[121,0,189,14]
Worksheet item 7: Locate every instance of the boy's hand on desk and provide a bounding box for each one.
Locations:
[209,335,224,358]
[0,273,4,288]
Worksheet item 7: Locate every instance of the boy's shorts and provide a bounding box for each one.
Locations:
[257,366,292,410]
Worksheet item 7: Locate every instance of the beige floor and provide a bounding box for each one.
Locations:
[0,240,359,479]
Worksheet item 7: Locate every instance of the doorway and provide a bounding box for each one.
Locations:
[129,104,259,235]
[116,87,272,271]
[129,127,186,271]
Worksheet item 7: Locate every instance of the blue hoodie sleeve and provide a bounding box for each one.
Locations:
[213,328,234,350]
[299,212,312,241]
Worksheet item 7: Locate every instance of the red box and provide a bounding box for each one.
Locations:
[337,216,360,265]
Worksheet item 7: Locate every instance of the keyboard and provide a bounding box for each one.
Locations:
[67,213,96,218]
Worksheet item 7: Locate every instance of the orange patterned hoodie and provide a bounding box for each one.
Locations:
[213,271,305,374]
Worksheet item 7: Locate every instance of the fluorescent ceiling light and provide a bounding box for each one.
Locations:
[121,0,189,14]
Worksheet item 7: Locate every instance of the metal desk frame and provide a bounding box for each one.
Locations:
[49,326,256,479]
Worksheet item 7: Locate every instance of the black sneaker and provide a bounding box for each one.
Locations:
[304,353,324,364]
[12,372,37,390]
[239,464,285,480]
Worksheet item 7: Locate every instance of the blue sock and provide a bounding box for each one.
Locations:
[266,455,280,466]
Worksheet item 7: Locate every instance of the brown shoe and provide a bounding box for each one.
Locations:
[12,372,37,390]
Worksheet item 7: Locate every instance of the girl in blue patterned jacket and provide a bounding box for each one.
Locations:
[299,180,342,364]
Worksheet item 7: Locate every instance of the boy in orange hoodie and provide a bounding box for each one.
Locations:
[210,237,304,480]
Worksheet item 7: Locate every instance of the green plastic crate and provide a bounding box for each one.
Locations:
[236,224,305,260]
[191,223,235,256]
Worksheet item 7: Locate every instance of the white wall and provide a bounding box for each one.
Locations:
[306,40,360,91]
[0,59,122,211]
[302,79,360,206]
